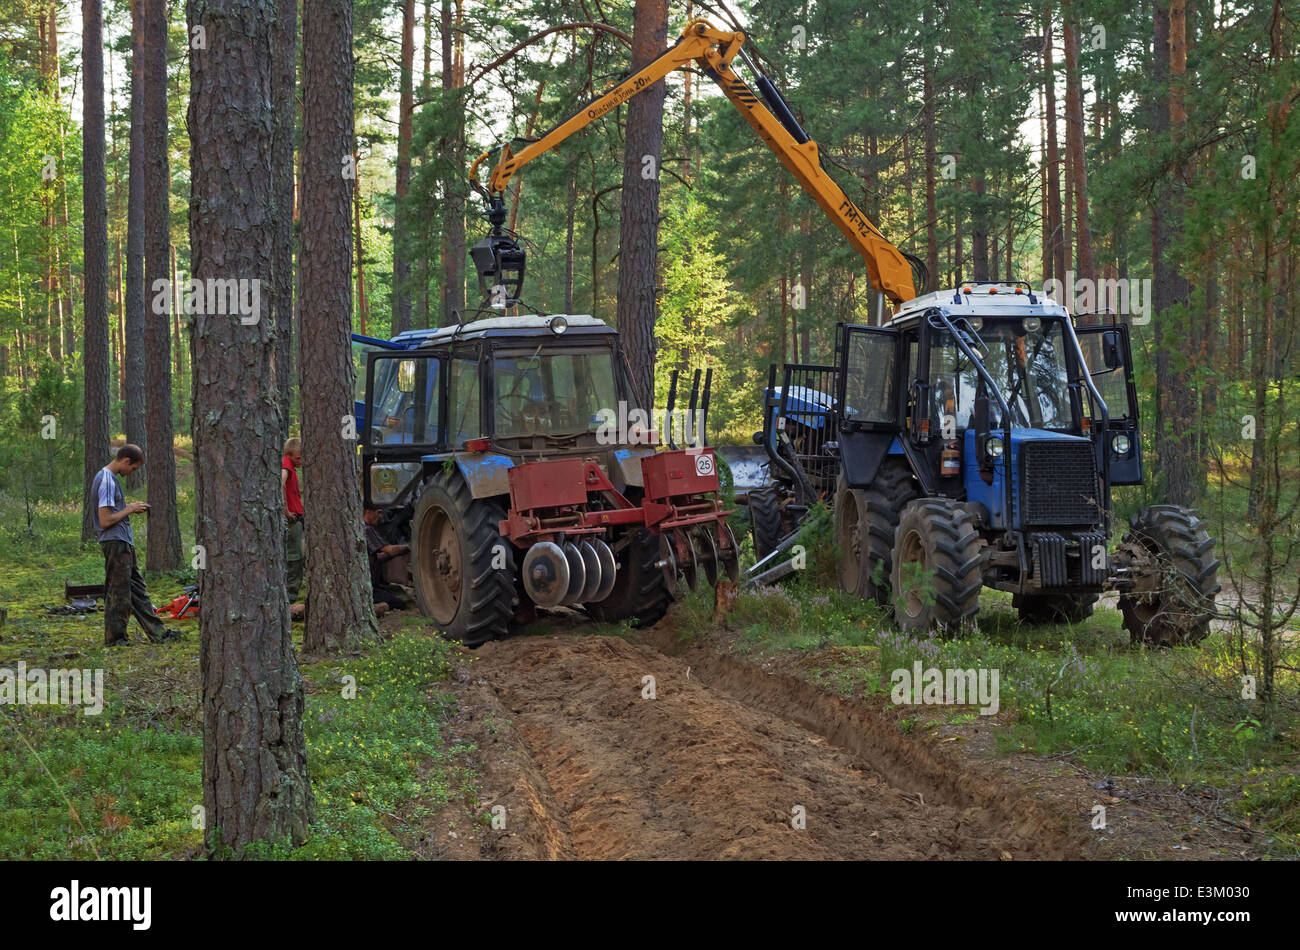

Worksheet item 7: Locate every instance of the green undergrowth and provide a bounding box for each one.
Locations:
[701,506,1300,855]
[0,488,473,860]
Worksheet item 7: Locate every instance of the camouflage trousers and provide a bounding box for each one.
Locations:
[101,540,167,645]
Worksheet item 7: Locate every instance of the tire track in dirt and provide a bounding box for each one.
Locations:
[469,632,1084,860]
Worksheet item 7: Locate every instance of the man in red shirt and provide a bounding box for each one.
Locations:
[282,436,304,600]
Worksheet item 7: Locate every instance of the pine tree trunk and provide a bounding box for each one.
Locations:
[187,0,314,857]
[616,0,668,412]
[922,10,938,293]
[301,0,379,653]
[123,0,148,483]
[1043,6,1065,285]
[1063,9,1094,297]
[142,0,181,571]
[564,155,577,313]
[82,0,111,543]
[273,0,298,440]
[438,0,465,322]
[1152,0,1198,507]
[392,0,414,336]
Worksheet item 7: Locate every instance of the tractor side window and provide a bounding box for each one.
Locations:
[352,341,380,404]
[365,356,440,446]
[449,356,481,446]
[928,333,969,429]
[1077,334,1133,421]
[842,330,897,425]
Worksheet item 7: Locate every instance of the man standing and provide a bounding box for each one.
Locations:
[282,436,304,600]
[91,445,182,646]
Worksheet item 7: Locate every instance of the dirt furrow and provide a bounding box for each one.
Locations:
[468,632,1084,860]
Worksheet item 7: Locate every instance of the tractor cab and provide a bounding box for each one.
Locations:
[832,280,1218,646]
[355,313,738,647]
[850,280,1143,530]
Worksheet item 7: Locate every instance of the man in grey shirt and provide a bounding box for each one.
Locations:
[91,444,181,646]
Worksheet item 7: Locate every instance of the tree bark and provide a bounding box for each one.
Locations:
[123,0,148,483]
[82,0,111,542]
[438,0,465,322]
[1043,6,1065,285]
[142,0,181,571]
[273,0,297,441]
[922,15,938,294]
[392,0,414,336]
[301,0,379,653]
[1063,10,1094,296]
[615,0,668,412]
[1152,0,1198,507]
[187,0,314,856]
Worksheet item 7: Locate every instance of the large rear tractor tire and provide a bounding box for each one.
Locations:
[890,498,984,635]
[835,460,920,604]
[748,485,790,561]
[1014,592,1099,625]
[834,473,870,596]
[1118,505,1220,647]
[860,460,921,606]
[411,470,516,648]
[586,527,670,628]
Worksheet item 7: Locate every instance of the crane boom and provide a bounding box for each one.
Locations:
[470,18,920,307]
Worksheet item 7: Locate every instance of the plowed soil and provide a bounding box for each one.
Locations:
[450,630,1085,860]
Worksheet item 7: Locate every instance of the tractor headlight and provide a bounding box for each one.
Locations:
[986,436,1005,458]
[548,315,568,335]
[1112,433,1132,457]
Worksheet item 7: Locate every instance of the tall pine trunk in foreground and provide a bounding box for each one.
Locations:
[272,0,297,441]
[188,0,314,856]
[82,0,111,541]
[301,0,377,653]
[123,0,148,486]
[392,0,414,336]
[141,0,181,570]
[615,0,668,411]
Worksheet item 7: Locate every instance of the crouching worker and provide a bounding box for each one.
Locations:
[363,507,411,611]
[91,445,182,646]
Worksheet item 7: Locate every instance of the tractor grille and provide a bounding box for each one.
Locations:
[1019,440,1099,526]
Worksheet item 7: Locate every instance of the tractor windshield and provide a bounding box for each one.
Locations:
[492,347,617,441]
[930,318,1073,431]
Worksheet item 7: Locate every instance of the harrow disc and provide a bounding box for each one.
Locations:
[591,538,618,602]
[522,541,570,608]
[719,522,741,582]
[658,533,684,601]
[693,524,719,586]
[577,540,603,603]
[561,542,587,605]
[676,528,699,592]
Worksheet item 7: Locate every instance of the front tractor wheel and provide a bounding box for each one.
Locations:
[1118,505,1220,647]
[411,470,516,647]
[890,499,984,635]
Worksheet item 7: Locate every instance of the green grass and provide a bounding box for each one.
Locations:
[0,486,476,860]
[715,507,1300,855]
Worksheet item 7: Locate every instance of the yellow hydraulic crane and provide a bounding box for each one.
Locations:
[469,17,924,310]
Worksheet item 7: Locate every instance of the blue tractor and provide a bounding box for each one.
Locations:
[832,280,1220,646]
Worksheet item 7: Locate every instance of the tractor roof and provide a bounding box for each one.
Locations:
[888,284,1069,328]
[391,314,615,348]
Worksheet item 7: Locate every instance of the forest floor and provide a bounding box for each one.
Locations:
[1,477,1297,859]
[416,603,1287,861]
